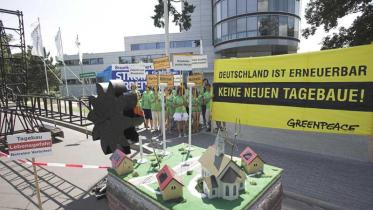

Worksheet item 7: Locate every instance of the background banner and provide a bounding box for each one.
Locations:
[212,44,373,135]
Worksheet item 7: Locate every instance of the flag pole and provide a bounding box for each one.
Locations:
[59,28,69,97]
[38,18,50,95]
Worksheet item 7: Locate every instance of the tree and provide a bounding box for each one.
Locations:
[302,0,373,50]
[151,0,195,31]
[25,46,61,95]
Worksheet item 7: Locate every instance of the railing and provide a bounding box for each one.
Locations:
[15,95,93,126]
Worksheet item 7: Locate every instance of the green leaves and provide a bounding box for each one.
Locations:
[303,0,373,49]
[151,0,195,32]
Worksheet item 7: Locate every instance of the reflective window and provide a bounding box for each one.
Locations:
[214,14,300,44]
[258,15,270,36]
[279,16,288,36]
[216,2,221,22]
[295,0,300,15]
[288,16,294,37]
[216,23,222,40]
[228,0,237,17]
[269,0,279,11]
[247,0,258,12]
[288,0,295,13]
[294,17,300,38]
[171,40,193,48]
[228,19,237,39]
[222,22,228,41]
[237,0,246,15]
[247,16,257,37]
[221,0,228,20]
[237,17,246,38]
[279,0,288,12]
[258,0,268,12]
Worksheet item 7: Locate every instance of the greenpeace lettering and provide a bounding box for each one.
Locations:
[286,119,359,132]
[212,44,373,135]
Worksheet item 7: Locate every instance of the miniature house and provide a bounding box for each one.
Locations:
[156,164,184,201]
[198,130,246,200]
[240,146,264,174]
[110,149,133,175]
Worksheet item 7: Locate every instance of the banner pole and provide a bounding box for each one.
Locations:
[187,83,195,151]
[32,158,43,210]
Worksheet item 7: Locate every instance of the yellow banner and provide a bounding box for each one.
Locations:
[212,44,373,136]
[188,73,203,86]
[153,56,170,70]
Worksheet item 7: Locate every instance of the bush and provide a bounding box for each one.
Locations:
[178,147,185,152]
[151,162,159,168]
[187,170,193,175]
[150,157,156,162]
[181,151,187,155]
[250,181,257,186]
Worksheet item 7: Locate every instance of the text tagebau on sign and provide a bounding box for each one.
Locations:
[7,132,52,160]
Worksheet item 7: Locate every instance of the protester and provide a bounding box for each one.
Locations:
[191,88,200,133]
[203,83,212,131]
[141,85,153,130]
[173,87,188,137]
[150,87,161,131]
[201,79,209,127]
[165,88,174,133]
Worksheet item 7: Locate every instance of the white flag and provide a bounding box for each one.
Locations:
[31,23,43,57]
[75,34,83,64]
[54,28,64,61]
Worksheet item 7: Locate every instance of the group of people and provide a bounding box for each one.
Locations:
[132,80,212,138]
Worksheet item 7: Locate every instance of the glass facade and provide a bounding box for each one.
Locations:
[130,40,200,51]
[118,54,164,64]
[64,58,103,66]
[213,0,300,44]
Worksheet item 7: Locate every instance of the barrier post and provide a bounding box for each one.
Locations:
[32,158,43,210]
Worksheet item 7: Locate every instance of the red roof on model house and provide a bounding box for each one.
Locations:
[240,146,263,165]
[156,165,184,191]
[109,149,132,168]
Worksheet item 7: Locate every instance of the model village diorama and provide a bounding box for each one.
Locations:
[89,80,283,210]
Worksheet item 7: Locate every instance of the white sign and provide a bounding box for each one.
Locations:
[128,64,146,78]
[112,63,154,71]
[192,55,208,69]
[173,55,192,71]
[7,132,52,160]
[174,75,182,86]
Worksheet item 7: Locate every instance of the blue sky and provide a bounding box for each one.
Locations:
[0,0,357,57]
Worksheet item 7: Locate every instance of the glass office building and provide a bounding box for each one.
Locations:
[213,0,301,57]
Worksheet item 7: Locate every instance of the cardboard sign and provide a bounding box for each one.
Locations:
[173,55,192,71]
[192,55,208,69]
[188,74,203,86]
[110,149,126,168]
[160,74,174,87]
[213,44,373,136]
[146,74,158,87]
[7,132,52,160]
[153,56,170,70]
[128,63,146,78]
[174,75,182,87]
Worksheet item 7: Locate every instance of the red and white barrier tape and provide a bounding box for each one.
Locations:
[0,151,109,169]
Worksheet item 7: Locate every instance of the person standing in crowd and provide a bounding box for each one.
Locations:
[165,88,174,134]
[201,79,209,128]
[191,88,200,133]
[203,83,212,131]
[150,87,161,131]
[173,87,188,137]
[141,85,153,130]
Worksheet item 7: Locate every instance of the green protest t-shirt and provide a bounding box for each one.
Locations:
[150,92,161,111]
[141,90,152,109]
[166,95,174,114]
[203,91,212,110]
[173,95,186,113]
